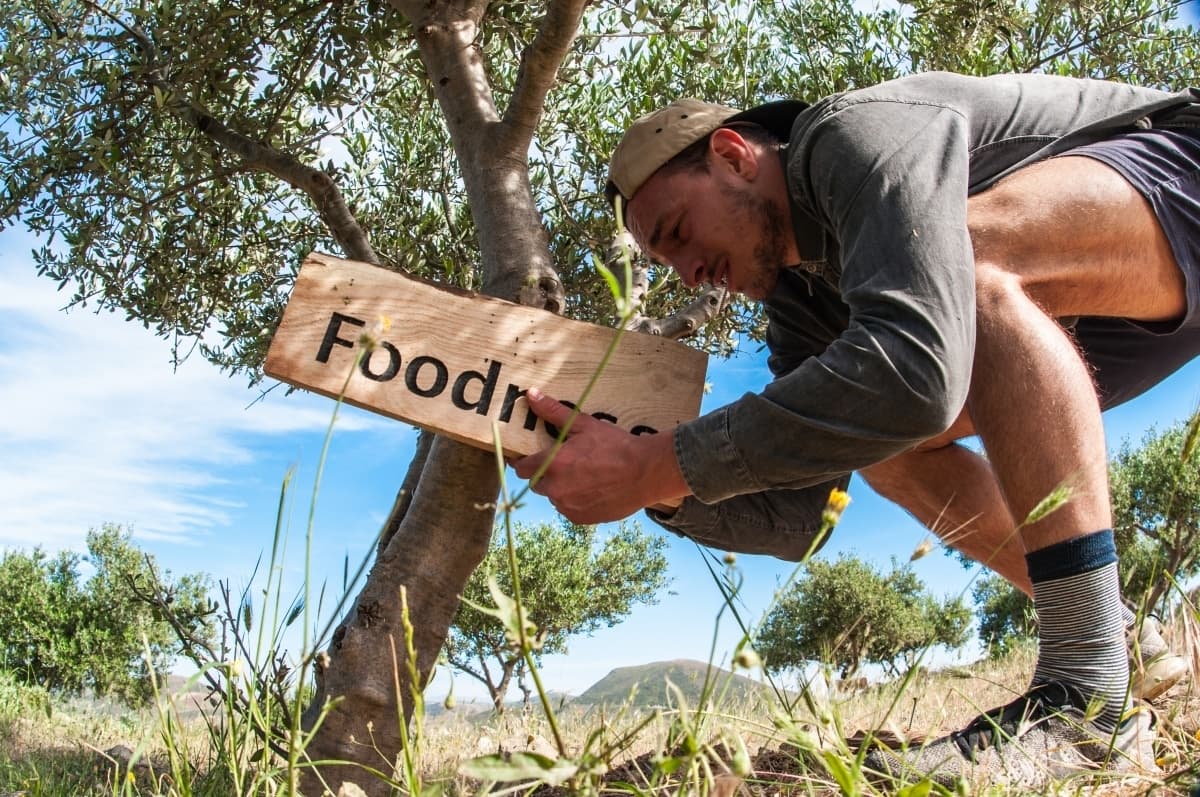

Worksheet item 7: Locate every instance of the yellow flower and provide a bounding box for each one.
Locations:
[827,488,851,513]
[821,488,851,527]
[733,648,761,670]
[357,314,394,350]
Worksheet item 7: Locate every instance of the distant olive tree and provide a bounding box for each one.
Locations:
[756,554,971,680]
[1112,414,1200,614]
[0,524,213,704]
[973,573,1037,656]
[446,519,669,711]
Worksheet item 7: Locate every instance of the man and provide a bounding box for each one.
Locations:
[513,71,1200,786]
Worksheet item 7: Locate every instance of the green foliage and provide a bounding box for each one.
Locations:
[5,0,1195,382]
[1112,414,1200,614]
[756,554,971,679]
[0,0,413,376]
[0,668,50,742]
[972,573,1036,657]
[0,524,213,705]
[446,519,669,709]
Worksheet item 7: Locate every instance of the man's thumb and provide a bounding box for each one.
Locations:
[525,387,573,425]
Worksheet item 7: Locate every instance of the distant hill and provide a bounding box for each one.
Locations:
[575,659,777,708]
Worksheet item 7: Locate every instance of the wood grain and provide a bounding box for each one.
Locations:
[265,253,709,460]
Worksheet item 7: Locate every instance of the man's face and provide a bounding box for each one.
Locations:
[625,159,792,301]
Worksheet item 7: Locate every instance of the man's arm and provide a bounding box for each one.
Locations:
[675,99,977,503]
[512,387,852,546]
[645,472,851,560]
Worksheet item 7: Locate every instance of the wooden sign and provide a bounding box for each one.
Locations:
[265,253,709,458]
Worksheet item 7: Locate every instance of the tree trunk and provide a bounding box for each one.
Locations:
[301,437,498,794]
[492,657,519,713]
[300,0,581,792]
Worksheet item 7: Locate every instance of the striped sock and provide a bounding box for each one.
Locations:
[1027,529,1129,731]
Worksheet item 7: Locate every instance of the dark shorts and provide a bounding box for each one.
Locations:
[1060,127,1200,409]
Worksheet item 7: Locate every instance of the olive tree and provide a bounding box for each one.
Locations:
[447,519,668,711]
[0,524,213,704]
[1112,414,1200,614]
[756,554,971,680]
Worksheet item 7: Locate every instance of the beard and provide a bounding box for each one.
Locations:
[729,185,791,299]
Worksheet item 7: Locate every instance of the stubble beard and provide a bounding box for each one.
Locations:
[732,187,791,300]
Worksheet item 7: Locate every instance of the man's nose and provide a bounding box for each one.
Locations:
[677,257,705,288]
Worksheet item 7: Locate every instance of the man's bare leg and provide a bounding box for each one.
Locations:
[867,152,1187,782]
[870,154,1184,603]
[968,155,1183,536]
[861,424,1033,596]
[862,362,1186,701]
[967,155,1184,726]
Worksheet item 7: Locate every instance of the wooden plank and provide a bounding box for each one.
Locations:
[264,253,709,459]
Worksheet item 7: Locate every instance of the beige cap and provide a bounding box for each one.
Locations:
[605,97,810,208]
[605,99,740,207]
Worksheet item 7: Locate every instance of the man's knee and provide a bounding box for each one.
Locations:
[859,456,910,501]
[861,415,973,501]
[861,447,938,500]
[972,260,1026,318]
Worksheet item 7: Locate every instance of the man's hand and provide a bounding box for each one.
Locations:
[511,388,692,524]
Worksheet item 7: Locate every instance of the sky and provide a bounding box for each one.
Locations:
[4,225,1199,708]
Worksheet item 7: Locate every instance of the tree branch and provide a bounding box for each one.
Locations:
[442,644,492,695]
[1025,0,1197,71]
[179,108,377,264]
[95,7,378,264]
[502,0,591,150]
[630,287,729,339]
[395,1,564,311]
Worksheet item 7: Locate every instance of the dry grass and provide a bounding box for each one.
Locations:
[426,639,1199,796]
[356,621,1200,795]
[4,618,1199,796]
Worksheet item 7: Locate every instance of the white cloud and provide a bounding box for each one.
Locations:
[0,236,389,551]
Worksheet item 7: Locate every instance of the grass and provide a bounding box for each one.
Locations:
[7,441,1200,797]
[3,608,1200,796]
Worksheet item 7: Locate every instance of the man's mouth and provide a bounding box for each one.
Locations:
[714,260,730,291]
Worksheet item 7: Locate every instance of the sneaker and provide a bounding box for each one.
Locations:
[863,681,1158,789]
[1130,617,1189,701]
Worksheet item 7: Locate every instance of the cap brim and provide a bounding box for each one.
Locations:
[726,100,809,141]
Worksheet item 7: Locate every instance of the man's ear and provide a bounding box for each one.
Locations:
[709,128,759,181]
